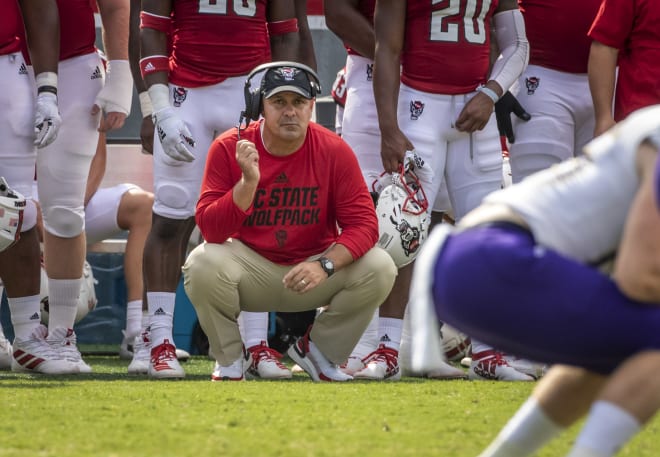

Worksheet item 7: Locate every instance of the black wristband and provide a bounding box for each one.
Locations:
[37,85,58,96]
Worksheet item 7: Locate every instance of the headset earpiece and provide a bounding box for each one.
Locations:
[240,61,322,126]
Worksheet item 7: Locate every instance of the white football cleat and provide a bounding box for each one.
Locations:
[339,356,366,376]
[468,350,535,381]
[212,350,251,382]
[12,324,78,374]
[287,331,352,382]
[245,341,291,379]
[47,327,92,373]
[504,355,547,380]
[353,344,401,381]
[148,339,185,379]
[128,328,151,375]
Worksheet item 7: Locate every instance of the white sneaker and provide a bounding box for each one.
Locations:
[287,330,352,382]
[47,327,92,373]
[504,355,547,380]
[340,356,366,376]
[122,328,190,362]
[246,341,292,379]
[148,339,185,379]
[127,328,151,375]
[0,333,12,370]
[468,350,535,381]
[212,350,251,381]
[353,344,401,381]
[12,325,78,374]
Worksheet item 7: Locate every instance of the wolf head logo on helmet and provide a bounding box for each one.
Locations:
[40,260,98,325]
[0,177,26,253]
[374,160,430,267]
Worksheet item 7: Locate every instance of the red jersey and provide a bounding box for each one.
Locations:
[197,121,379,265]
[589,0,660,121]
[520,0,601,74]
[57,0,96,60]
[401,0,499,94]
[169,0,271,88]
[19,0,95,63]
[345,0,376,56]
[0,0,22,55]
[307,0,323,15]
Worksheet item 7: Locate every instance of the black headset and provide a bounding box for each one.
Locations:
[238,61,322,134]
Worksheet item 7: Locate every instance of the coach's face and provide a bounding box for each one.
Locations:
[261,92,314,155]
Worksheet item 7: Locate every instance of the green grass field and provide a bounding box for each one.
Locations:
[1,356,658,457]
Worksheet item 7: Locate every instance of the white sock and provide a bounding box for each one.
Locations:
[147,292,175,346]
[378,317,403,352]
[479,397,564,457]
[350,310,379,359]
[124,300,143,340]
[8,294,42,339]
[47,277,81,332]
[566,401,641,457]
[238,311,269,349]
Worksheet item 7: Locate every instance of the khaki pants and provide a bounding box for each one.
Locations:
[183,239,397,365]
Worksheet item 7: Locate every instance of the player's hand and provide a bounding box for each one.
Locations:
[140,116,155,155]
[380,127,414,173]
[455,92,495,133]
[152,107,195,162]
[92,60,133,131]
[495,91,531,143]
[236,139,260,183]
[34,92,62,148]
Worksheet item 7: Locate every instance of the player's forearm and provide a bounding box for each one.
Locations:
[373,1,404,132]
[588,41,618,124]
[128,0,146,93]
[325,0,375,60]
[270,33,300,62]
[19,0,59,75]
[98,0,130,60]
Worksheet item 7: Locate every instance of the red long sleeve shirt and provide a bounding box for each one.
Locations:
[196,121,378,265]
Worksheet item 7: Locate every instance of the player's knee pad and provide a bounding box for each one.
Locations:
[42,205,85,238]
[20,199,38,232]
[452,179,502,220]
[153,182,194,219]
[509,143,571,183]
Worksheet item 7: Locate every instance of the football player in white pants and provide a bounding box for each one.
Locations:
[0,0,66,374]
[328,2,530,379]
[36,0,131,375]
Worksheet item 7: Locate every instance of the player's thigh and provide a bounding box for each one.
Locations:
[85,184,137,244]
[445,116,502,219]
[342,55,378,136]
[37,53,101,215]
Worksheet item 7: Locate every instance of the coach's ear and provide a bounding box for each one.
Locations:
[495,91,531,144]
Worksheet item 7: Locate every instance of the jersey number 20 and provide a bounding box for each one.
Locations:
[199,0,257,16]
[430,0,492,44]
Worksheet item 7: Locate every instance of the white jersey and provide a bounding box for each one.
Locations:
[485,105,660,264]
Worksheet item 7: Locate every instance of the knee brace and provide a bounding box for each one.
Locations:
[154,182,194,219]
[42,205,85,238]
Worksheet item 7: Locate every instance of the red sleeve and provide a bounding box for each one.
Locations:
[331,139,379,259]
[195,130,250,244]
[588,0,635,49]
